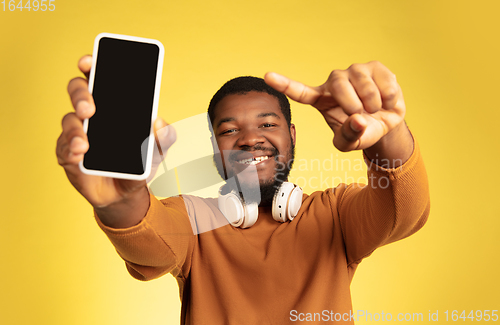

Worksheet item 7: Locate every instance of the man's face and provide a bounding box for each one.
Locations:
[211,91,296,204]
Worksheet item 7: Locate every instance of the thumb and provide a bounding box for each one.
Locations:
[147,118,177,183]
[154,117,177,156]
[264,72,322,105]
[333,114,367,152]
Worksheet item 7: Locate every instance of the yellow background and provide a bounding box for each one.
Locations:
[1,0,499,324]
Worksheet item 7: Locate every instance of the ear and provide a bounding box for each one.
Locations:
[289,123,296,146]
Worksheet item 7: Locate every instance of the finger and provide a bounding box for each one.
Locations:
[325,70,364,115]
[67,77,95,120]
[264,72,322,105]
[57,113,89,166]
[370,61,401,111]
[320,106,349,129]
[147,118,177,182]
[78,55,92,79]
[347,63,382,114]
[154,118,177,156]
[332,114,367,152]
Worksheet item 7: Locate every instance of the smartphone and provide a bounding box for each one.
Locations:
[79,33,164,180]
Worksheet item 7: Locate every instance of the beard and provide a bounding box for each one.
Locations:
[213,139,295,207]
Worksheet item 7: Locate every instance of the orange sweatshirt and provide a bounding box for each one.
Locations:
[96,141,430,324]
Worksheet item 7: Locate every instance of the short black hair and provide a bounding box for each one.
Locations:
[207,76,291,130]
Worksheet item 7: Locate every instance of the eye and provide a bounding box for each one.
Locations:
[220,128,237,135]
[261,123,276,128]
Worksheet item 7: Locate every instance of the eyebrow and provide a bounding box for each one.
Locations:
[216,117,235,129]
[257,112,281,119]
[216,112,281,129]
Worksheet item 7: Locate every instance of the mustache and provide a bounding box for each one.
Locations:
[228,145,279,162]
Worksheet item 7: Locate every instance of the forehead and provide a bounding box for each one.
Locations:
[213,91,283,124]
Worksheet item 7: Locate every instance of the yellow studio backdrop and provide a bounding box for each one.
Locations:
[0,0,498,324]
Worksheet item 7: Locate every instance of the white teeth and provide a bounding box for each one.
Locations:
[237,156,270,165]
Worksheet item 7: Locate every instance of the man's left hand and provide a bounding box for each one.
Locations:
[265,61,405,153]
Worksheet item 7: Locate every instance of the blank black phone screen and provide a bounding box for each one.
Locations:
[83,37,160,175]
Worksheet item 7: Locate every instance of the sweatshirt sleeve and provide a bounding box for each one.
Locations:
[94,193,195,281]
[336,139,430,267]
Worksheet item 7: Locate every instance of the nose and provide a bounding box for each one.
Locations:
[235,127,265,149]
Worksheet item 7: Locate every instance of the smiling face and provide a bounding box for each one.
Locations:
[212,91,296,205]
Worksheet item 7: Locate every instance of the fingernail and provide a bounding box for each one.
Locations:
[350,121,361,132]
[76,101,90,115]
[71,136,85,150]
[157,124,170,139]
[271,72,287,84]
[154,118,166,130]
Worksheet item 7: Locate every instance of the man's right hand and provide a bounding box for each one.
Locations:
[56,55,176,228]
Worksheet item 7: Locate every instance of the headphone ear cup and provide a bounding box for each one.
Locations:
[218,189,245,227]
[272,182,303,223]
[218,186,258,228]
[287,186,303,221]
[240,202,258,228]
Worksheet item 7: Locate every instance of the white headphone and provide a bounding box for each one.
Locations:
[218,182,303,228]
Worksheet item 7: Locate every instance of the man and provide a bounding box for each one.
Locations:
[57,56,430,324]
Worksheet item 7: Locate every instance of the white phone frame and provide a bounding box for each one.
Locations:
[79,32,164,181]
